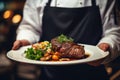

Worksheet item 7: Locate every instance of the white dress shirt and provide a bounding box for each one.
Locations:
[16,0,120,64]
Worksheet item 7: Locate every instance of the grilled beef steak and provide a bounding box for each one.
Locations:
[51,38,85,59]
[59,42,75,53]
[66,45,85,58]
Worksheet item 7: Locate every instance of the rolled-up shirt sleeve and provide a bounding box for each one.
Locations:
[16,0,42,44]
[98,27,120,64]
[98,0,120,64]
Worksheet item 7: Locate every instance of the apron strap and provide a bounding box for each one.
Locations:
[46,0,52,6]
[91,0,96,6]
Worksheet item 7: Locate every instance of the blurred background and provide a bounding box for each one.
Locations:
[0,0,25,52]
[0,0,120,80]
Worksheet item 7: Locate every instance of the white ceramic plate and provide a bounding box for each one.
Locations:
[7,44,109,66]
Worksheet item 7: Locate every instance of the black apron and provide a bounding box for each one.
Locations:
[40,0,109,80]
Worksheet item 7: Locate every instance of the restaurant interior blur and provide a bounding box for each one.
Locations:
[0,0,120,80]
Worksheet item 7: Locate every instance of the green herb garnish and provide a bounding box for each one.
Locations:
[57,34,74,43]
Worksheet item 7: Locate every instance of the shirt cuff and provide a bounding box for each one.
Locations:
[16,30,40,44]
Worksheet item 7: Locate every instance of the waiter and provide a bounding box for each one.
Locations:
[12,0,120,80]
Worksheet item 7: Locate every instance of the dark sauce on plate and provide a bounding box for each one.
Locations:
[63,53,90,61]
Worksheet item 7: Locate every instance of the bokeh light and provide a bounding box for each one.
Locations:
[12,14,22,24]
[3,10,13,19]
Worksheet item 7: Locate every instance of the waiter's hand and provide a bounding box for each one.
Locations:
[12,40,30,50]
[87,43,110,67]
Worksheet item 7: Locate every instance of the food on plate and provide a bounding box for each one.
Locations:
[24,34,85,61]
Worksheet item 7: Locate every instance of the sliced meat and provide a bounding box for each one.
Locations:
[59,42,75,57]
[61,45,85,58]
[67,45,85,58]
[51,38,62,51]
[59,42,75,53]
[51,37,85,59]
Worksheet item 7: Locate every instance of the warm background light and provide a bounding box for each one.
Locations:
[3,10,13,19]
[12,14,22,24]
